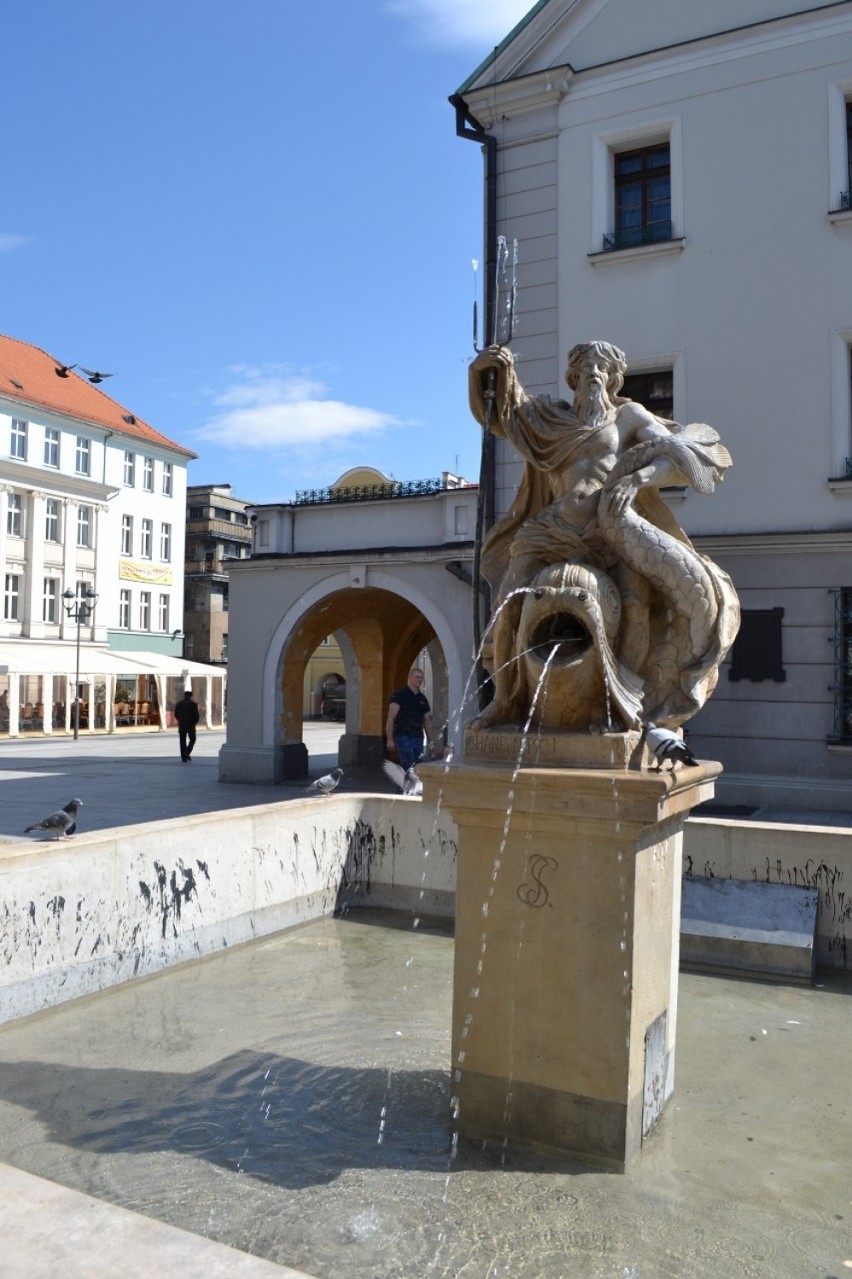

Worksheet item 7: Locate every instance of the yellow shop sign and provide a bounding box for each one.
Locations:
[119,560,174,585]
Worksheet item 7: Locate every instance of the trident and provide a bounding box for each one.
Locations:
[471,236,518,707]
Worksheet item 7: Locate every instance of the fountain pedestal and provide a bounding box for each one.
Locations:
[426,750,719,1171]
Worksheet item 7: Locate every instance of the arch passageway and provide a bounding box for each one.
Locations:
[278,585,444,776]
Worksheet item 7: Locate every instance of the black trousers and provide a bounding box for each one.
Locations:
[179,725,197,760]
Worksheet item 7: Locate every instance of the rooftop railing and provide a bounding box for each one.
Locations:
[294,477,450,506]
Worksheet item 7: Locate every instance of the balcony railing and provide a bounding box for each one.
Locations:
[185,518,252,539]
[184,560,232,576]
[294,477,448,506]
[602,220,673,252]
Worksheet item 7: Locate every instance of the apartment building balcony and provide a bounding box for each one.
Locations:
[185,518,252,540]
[185,560,232,579]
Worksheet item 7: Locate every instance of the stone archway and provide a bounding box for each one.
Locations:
[275,586,441,777]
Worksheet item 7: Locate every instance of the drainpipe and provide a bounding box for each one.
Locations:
[451,94,497,708]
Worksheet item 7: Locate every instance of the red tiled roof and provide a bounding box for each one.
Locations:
[0,334,196,459]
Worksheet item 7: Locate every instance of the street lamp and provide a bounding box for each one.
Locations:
[63,587,98,741]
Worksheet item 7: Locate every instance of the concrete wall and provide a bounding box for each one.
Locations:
[2,794,849,1028]
[685,817,852,969]
[0,795,458,1025]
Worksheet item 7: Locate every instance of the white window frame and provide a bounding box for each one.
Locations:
[143,456,154,492]
[119,589,131,629]
[828,78,852,216]
[75,436,91,476]
[141,518,153,558]
[6,493,23,538]
[121,514,133,556]
[4,573,20,621]
[77,505,92,548]
[43,578,58,623]
[139,591,151,630]
[590,116,683,262]
[44,427,59,468]
[830,328,852,479]
[158,593,169,631]
[123,451,135,486]
[45,498,60,542]
[160,522,171,562]
[10,418,27,460]
[162,462,173,496]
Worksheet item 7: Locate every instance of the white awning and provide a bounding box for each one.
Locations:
[0,642,224,683]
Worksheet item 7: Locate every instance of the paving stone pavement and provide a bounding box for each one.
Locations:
[0,723,350,840]
[3,724,849,841]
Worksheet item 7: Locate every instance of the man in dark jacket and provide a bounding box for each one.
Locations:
[386,668,433,771]
[174,690,200,762]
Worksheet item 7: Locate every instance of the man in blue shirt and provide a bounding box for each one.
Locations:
[386,668,433,771]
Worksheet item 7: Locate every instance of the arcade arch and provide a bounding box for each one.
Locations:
[266,576,463,777]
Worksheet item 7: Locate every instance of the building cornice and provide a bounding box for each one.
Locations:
[462,69,572,128]
[232,542,476,571]
[693,528,852,555]
[0,461,115,504]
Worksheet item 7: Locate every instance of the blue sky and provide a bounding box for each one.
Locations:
[1,0,534,503]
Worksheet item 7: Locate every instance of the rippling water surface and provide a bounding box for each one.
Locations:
[0,910,850,1278]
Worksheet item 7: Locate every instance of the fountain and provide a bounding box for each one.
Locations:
[422,338,740,1170]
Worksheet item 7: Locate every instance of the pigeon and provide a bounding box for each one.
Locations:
[382,759,423,795]
[80,368,113,384]
[25,798,83,839]
[54,363,76,377]
[645,723,698,773]
[305,768,343,798]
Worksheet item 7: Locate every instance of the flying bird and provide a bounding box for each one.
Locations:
[382,759,423,795]
[645,724,698,773]
[81,368,113,384]
[54,363,77,377]
[305,768,343,798]
[24,798,83,839]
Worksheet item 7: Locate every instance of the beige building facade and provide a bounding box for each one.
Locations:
[452,0,852,811]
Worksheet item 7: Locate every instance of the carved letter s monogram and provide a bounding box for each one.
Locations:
[517,854,558,908]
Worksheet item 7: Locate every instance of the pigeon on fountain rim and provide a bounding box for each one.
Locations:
[305,768,343,797]
[24,798,83,839]
[645,724,698,773]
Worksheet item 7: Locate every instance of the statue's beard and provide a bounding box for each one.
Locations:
[574,381,612,427]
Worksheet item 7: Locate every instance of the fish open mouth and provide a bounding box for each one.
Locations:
[527,609,592,665]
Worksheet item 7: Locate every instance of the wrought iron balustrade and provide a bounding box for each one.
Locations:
[602,221,673,252]
[294,477,447,506]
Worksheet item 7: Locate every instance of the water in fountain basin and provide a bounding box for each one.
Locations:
[0,911,849,1278]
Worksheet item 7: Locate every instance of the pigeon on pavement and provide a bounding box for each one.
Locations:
[25,798,83,839]
[305,768,343,798]
[645,724,698,773]
[382,760,423,795]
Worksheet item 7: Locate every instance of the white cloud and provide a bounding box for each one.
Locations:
[386,0,534,47]
[195,367,410,450]
[0,233,31,253]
